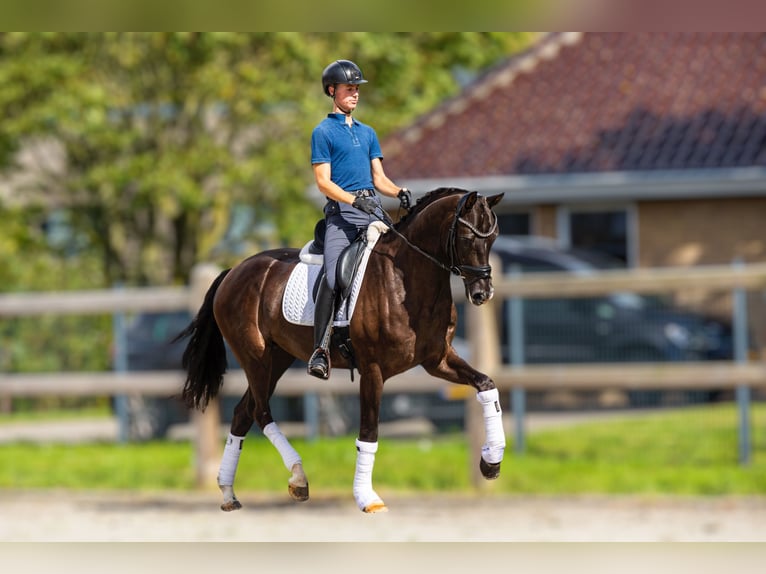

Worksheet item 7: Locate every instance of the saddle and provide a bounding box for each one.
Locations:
[286,220,388,379]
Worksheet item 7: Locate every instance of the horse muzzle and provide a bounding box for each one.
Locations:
[465,279,494,306]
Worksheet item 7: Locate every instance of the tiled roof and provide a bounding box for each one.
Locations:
[382,33,766,180]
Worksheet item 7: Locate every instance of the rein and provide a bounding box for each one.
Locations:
[371,192,497,281]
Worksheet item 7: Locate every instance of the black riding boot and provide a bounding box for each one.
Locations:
[307,276,335,379]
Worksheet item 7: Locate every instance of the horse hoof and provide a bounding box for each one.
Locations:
[221,500,242,512]
[480,457,501,480]
[362,500,388,513]
[288,483,310,502]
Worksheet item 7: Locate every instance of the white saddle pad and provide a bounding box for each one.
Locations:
[282,221,388,327]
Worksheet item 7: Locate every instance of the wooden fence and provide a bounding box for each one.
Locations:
[2,261,766,487]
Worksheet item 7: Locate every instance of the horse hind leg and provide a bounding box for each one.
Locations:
[218,358,309,512]
[262,423,309,502]
[219,438,244,511]
[218,390,255,511]
[250,345,309,502]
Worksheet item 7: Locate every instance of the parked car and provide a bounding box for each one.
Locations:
[123,310,198,372]
[118,310,224,440]
[457,236,738,407]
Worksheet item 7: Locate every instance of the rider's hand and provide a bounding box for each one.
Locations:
[397,187,412,211]
[352,196,378,215]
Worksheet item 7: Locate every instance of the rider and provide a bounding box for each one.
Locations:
[307,59,412,379]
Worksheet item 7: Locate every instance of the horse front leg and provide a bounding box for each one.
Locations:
[354,367,388,513]
[424,347,506,480]
[474,387,505,480]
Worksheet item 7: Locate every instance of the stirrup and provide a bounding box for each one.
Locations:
[307,347,330,380]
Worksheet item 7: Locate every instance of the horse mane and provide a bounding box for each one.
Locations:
[392,187,466,232]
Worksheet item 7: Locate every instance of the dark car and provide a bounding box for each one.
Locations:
[123,311,197,372]
[458,236,736,406]
[117,310,226,440]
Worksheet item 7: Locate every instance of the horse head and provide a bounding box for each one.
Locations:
[448,191,504,305]
[389,188,504,305]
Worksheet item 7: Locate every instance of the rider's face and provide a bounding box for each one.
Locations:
[332,83,360,113]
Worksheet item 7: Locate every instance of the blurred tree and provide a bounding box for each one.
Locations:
[0,32,534,288]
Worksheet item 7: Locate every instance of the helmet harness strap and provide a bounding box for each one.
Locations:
[330,85,354,116]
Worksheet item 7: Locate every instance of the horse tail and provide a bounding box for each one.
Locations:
[175,268,232,410]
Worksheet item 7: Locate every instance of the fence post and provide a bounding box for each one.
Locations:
[508,264,527,455]
[303,392,320,441]
[189,263,224,489]
[111,294,130,444]
[732,259,751,466]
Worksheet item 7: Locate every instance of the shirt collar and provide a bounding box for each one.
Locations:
[327,112,359,126]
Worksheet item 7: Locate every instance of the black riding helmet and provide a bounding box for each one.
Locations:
[322,59,368,97]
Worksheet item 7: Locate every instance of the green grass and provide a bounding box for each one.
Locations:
[0,405,112,424]
[0,403,764,495]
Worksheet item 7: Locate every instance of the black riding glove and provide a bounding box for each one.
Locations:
[397,187,412,210]
[352,195,378,215]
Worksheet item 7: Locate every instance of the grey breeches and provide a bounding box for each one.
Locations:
[323,219,364,291]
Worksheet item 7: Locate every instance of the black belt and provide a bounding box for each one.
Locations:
[353,189,376,198]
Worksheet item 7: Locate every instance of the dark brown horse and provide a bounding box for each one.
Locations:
[178,187,505,513]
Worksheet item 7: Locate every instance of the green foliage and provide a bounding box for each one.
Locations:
[0,404,764,495]
[0,205,112,386]
[0,32,535,288]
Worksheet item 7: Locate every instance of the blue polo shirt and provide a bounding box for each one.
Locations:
[311,113,383,192]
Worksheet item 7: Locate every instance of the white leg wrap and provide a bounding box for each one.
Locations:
[476,388,506,464]
[353,439,384,511]
[218,433,245,486]
[263,422,302,471]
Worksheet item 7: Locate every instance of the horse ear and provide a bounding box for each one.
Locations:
[462,191,479,211]
[486,193,504,209]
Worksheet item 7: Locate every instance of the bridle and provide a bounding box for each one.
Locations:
[372,192,498,282]
[445,192,497,282]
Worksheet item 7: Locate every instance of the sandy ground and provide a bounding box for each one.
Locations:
[1,488,765,542]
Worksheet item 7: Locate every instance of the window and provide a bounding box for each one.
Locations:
[497,212,530,236]
[559,207,633,266]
